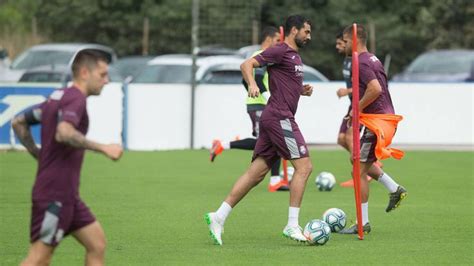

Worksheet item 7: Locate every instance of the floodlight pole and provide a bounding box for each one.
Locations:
[190,0,199,149]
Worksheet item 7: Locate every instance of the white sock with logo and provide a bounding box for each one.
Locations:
[270,176,282,185]
[288,207,300,227]
[222,142,230,149]
[378,172,399,193]
[362,202,369,225]
[215,201,232,224]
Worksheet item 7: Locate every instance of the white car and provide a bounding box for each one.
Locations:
[132,54,328,84]
[0,43,116,83]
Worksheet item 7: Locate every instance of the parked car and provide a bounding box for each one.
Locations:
[18,64,123,83]
[132,54,328,84]
[392,49,474,82]
[132,54,245,84]
[113,55,155,80]
[0,43,117,83]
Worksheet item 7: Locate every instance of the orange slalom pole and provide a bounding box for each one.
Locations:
[279,26,284,43]
[351,23,364,240]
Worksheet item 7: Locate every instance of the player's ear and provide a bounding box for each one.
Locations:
[291,26,298,36]
[79,65,90,79]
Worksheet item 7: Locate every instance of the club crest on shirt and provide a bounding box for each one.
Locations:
[55,229,64,242]
[299,145,306,155]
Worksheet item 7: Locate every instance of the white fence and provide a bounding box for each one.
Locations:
[126,82,473,150]
[1,82,472,150]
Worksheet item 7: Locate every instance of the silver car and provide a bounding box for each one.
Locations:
[132,53,328,84]
[0,43,116,83]
[392,49,474,82]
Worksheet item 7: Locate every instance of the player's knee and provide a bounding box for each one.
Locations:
[296,163,313,179]
[21,254,52,266]
[87,237,107,256]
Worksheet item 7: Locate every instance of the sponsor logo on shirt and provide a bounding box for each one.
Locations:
[295,64,304,77]
[370,55,379,62]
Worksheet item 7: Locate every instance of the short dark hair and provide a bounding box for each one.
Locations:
[260,26,279,43]
[284,15,311,36]
[343,24,368,45]
[72,49,109,79]
[336,31,343,40]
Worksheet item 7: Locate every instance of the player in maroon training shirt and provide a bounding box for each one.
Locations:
[338,25,407,235]
[12,50,122,265]
[205,15,314,245]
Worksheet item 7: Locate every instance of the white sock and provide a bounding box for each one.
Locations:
[362,202,369,225]
[378,172,399,193]
[215,201,232,224]
[270,175,281,185]
[288,207,300,227]
[222,142,230,149]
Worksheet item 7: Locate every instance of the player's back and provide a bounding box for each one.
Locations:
[359,52,394,114]
[34,86,89,202]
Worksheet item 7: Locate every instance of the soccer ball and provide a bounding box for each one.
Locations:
[303,219,331,246]
[322,208,346,232]
[279,166,295,182]
[315,172,336,191]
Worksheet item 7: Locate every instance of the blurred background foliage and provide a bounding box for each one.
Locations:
[0,0,472,79]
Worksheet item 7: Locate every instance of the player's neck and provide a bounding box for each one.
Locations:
[71,81,89,96]
[285,39,298,52]
[357,45,368,54]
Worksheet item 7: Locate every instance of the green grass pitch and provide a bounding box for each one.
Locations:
[1,149,473,265]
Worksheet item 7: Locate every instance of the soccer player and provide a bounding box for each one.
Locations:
[205,15,314,245]
[338,25,407,234]
[335,32,373,187]
[12,50,123,265]
[210,26,288,192]
[335,32,352,153]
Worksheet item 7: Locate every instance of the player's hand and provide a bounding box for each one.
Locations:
[301,84,313,96]
[102,144,123,161]
[248,83,260,98]
[344,110,353,124]
[337,88,348,98]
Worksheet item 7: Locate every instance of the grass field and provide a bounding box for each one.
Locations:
[1,149,473,265]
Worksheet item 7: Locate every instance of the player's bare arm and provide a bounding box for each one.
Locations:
[11,114,40,159]
[240,58,261,98]
[301,84,313,96]
[359,79,382,110]
[337,88,352,98]
[55,121,123,160]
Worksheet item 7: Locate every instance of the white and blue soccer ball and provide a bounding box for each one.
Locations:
[315,172,336,191]
[279,166,295,182]
[303,219,331,246]
[322,208,346,232]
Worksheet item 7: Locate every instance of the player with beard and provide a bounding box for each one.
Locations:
[205,15,314,245]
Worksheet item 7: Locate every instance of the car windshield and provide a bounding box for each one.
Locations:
[11,50,75,70]
[133,64,191,83]
[201,70,242,84]
[19,72,64,82]
[406,52,474,74]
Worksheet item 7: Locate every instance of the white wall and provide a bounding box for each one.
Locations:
[86,83,123,144]
[126,84,191,150]
[126,82,473,150]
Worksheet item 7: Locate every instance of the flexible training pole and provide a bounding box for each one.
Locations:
[351,23,364,240]
[279,26,284,43]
